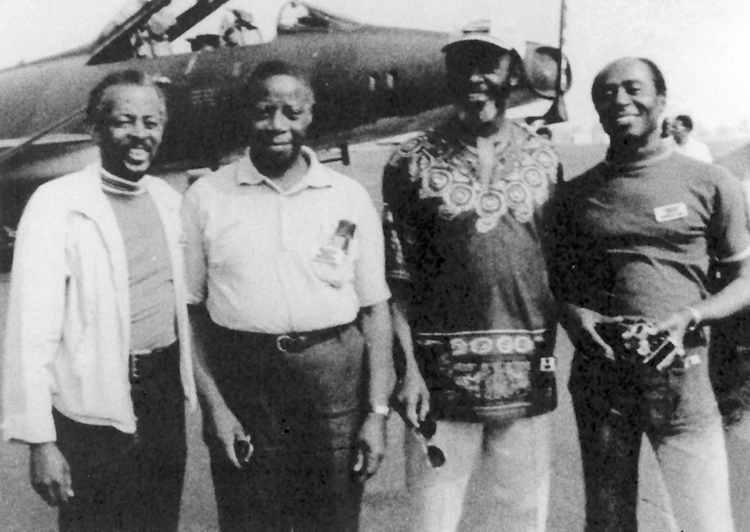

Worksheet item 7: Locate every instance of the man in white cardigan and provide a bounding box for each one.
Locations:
[1,69,196,532]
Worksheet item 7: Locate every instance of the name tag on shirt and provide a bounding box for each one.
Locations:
[654,203,688,223]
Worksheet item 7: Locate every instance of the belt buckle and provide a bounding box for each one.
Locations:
[276,334,293,353]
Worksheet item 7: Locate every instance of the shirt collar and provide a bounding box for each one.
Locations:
[235,146,332,191]
[100,166,149,196]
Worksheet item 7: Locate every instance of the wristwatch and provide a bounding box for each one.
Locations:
[369,404,391,417]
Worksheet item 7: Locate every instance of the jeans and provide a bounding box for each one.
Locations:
[404,415,551,532]
[55,344,186,532]
[571,343,734,532]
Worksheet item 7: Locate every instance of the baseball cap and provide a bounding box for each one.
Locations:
[442,17,525,56]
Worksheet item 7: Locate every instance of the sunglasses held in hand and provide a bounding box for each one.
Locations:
[416,416,446,468]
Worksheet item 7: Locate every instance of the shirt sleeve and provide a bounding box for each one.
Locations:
[352,186,391,308]
[382,154,415,284]
[545,176,593,307]
[2,188,68,443]
[710,167,750,263]
[181,184,209,305]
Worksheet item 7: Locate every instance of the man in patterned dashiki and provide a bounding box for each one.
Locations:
[382,17,562,532]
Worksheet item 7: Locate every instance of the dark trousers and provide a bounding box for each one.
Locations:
[206,323,366,532]
[55,344,186,532]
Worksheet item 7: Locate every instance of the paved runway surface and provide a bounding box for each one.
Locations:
[2,140,750,531]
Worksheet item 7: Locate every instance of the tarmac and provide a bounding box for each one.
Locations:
[1,140,750,531]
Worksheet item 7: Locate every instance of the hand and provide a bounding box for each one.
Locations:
[30,442,74,507]
[561,304,617,361]
[353,412,387,482]
[654,310,692,371]
[205,402,252,469]
[395,368,430,429]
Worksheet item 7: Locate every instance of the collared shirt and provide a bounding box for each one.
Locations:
[2,164,196,443]
[183,147,391,333]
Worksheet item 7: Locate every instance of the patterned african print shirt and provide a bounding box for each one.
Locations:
[383,118,562,422]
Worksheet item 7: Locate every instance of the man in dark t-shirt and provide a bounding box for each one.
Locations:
[550,57,750,532]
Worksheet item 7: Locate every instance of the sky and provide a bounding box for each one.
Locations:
[1,0,749,132]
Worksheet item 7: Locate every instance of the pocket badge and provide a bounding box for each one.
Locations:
[313,219,356,265]
[654,203,688,222]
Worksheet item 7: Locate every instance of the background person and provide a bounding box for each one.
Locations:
[661,117,675,147]
[182,60,394,532]
[550,57,749,532]
[383,18,562,532]
[672,114,713,162]
[1,69,196,532]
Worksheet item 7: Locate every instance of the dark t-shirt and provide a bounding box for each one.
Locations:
[551,150,750,427]
[550,150,750,321]
[383,119,561,421]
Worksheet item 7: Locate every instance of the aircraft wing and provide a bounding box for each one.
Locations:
[0,134,92,150]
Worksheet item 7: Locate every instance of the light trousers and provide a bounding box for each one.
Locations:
[405,415,550,532]
[571,343,735,532]
[574,393,735,532]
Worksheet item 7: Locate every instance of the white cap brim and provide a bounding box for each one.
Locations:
[442,34,516,54]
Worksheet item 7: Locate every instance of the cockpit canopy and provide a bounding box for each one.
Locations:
[90,0,361,64]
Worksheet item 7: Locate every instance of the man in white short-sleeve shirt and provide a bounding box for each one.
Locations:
[182,60,393,532]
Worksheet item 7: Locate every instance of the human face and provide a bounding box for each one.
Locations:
[95,84,166,181]
[671,119,689,144]
[661,118,673,138]
[592,59,665,145]
[446,43,515,128]
[247,75,313,172]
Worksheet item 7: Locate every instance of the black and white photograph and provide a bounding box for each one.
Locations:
[1,1,749,531]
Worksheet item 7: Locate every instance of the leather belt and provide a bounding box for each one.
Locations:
[216,323,351,353]
[129,342,179,382]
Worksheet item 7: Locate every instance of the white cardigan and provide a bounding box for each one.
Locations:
[2,165,197,443]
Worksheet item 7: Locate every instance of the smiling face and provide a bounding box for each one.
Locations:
[445,42,515,132]
[247,74,313,173]
[94,84,166,181]
[592,58,666,147]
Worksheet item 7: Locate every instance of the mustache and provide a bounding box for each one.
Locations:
[449,81,512,102]
[123,140,155,149]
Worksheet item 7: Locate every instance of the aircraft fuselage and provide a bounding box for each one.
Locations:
[0,25,450,182]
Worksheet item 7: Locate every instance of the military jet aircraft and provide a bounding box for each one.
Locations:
[0,0,570,266]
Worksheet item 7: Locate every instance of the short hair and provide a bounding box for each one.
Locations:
[674,114,693,131]
[591,57,667,102]
[637,58,667,96]
[241,60,314,107]
[86,69,167,129]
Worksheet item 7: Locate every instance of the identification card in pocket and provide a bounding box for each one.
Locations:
[314,220,356,265]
